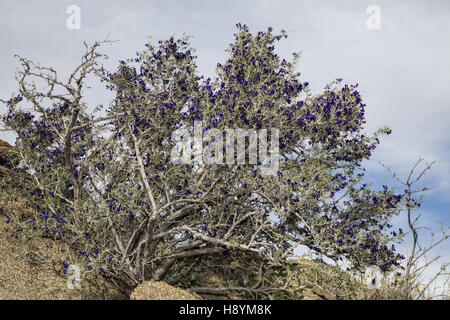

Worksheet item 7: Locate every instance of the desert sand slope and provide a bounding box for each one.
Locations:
[0,219,124,300]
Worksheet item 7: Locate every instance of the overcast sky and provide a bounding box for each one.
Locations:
[1,0,449,274]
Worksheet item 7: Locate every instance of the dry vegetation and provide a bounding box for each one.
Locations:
[0,218,410,300]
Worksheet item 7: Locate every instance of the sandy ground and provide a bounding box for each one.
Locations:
[131,281,201,300]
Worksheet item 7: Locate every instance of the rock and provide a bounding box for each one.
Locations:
[0,139,12,158]
[0,140,12,177]
[0,166,7,178]
[130,281,201,300]
[301,285,336,300]
[310,285,336,300]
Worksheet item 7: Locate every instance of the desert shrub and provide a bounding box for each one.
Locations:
[1,25,406,295]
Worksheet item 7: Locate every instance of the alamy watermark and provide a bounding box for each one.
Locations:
[366,5,381,30]
[66,264,82,289]
[66,5,81,30]
[171,121,279,176]
[351,265,404,289]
